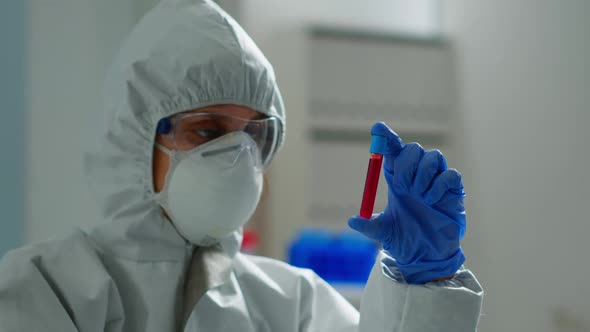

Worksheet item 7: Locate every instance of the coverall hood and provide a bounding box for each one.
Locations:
[84,0,285,262]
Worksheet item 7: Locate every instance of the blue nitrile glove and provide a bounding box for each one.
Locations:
[348,122,466,284]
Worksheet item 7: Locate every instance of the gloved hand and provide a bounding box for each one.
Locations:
[348,122,466,284]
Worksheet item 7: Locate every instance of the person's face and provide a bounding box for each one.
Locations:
[152,104,263,193]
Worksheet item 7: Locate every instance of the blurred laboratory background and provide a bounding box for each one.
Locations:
[1,0,589,330]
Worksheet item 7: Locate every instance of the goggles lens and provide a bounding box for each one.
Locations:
[160,112,279,167]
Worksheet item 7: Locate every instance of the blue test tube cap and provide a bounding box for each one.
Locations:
[369,134,387,155]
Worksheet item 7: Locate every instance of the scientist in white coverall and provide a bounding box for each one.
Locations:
[0,0,483,331]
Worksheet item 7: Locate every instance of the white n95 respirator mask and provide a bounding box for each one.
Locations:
[154,132,263,246]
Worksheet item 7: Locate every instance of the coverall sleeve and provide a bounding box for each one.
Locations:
[358,251,484,332]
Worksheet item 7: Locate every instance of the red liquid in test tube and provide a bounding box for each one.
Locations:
[359,135,387,219]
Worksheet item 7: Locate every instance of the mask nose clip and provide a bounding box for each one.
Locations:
[201,143,242,159]
[202,142,261,170]
[203,144,244,168]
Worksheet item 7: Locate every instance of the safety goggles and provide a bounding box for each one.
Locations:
[156,112,279,168]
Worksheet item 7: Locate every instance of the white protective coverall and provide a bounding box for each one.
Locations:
[0,0,483,331]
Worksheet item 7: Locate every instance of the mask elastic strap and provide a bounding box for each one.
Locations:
[155,143,175,156]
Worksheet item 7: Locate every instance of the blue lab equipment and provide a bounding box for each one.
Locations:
[288,229,378,284]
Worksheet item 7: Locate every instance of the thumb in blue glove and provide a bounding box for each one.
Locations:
[348,122,466,284]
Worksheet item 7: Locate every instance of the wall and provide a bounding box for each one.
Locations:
[25,0,137,243]
[0,0,26,254]
[239,0,441,37]
[445,1,590,331]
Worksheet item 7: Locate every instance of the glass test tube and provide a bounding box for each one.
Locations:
[359,135,387,219]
